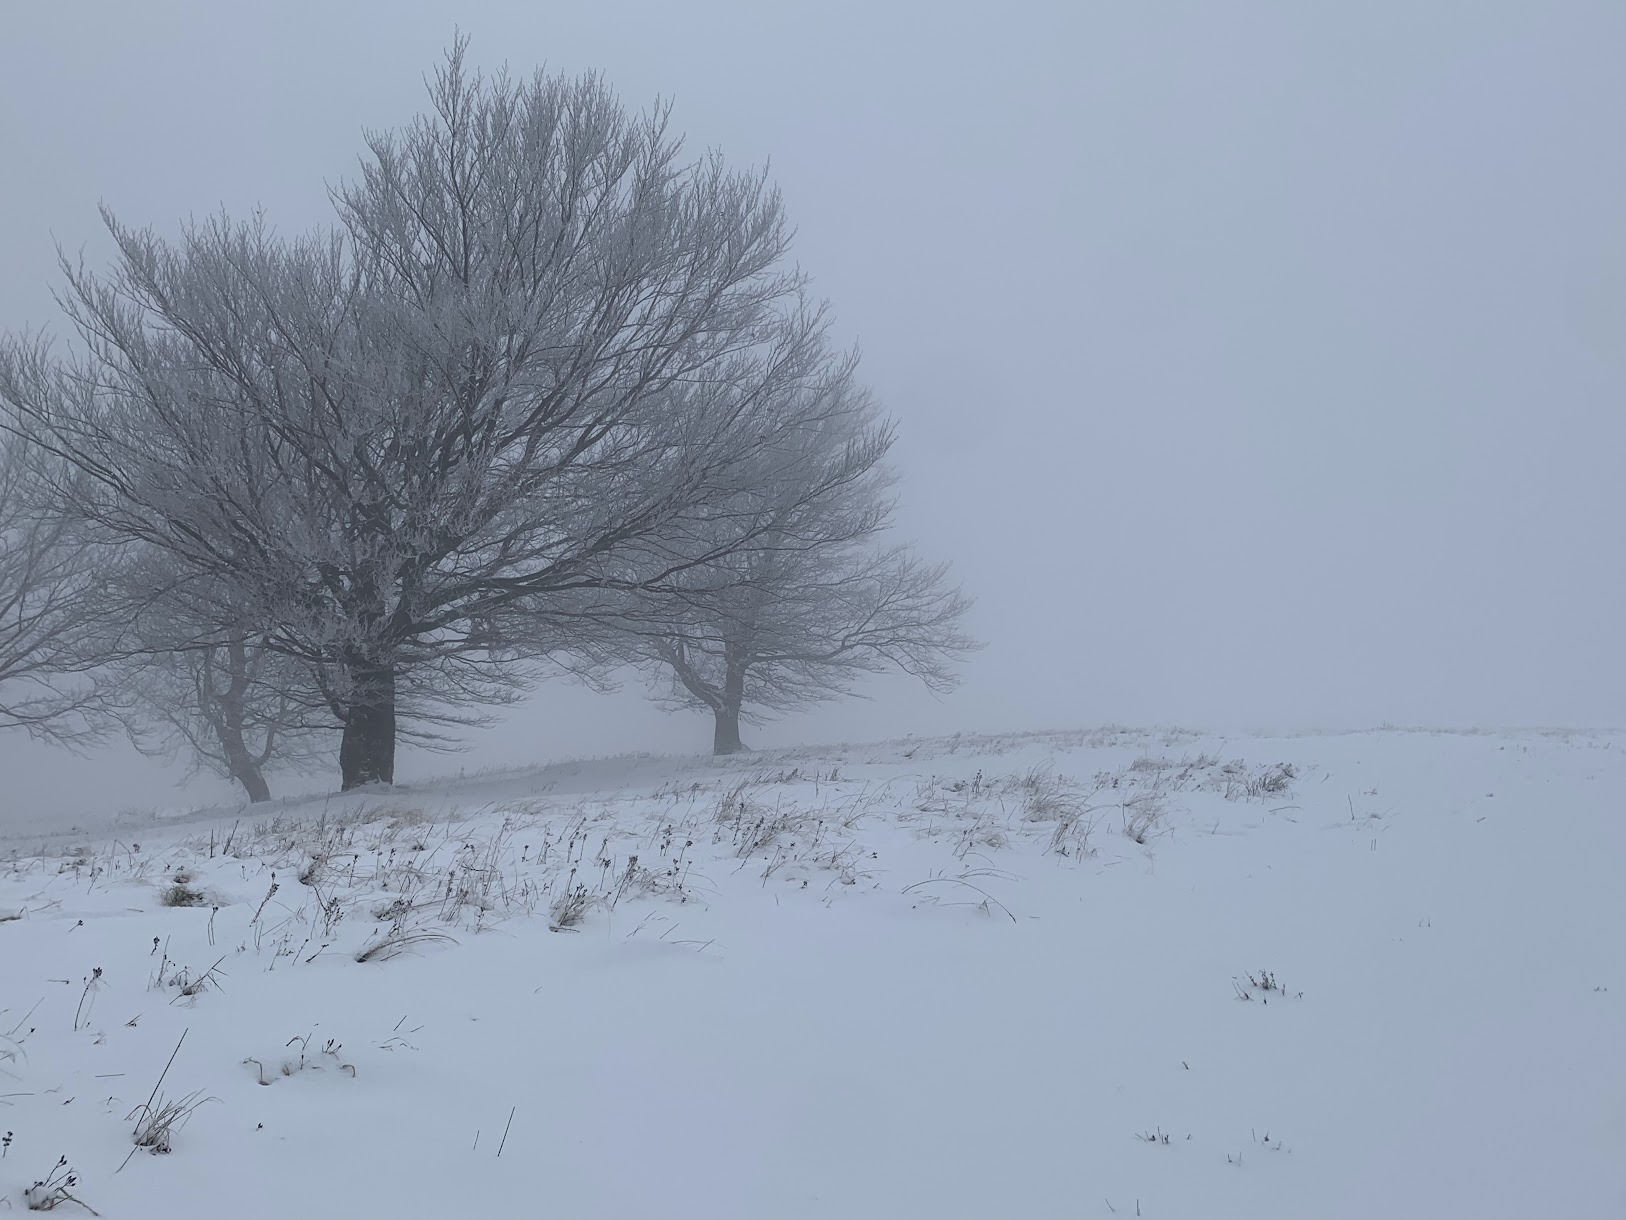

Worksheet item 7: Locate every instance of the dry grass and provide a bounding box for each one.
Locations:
[548,883,595,931]
[903,868,1019,922]
[158,882,205,908]
[354,929,458,963]
[24,1156,99,1214]
[1121,794,1165,844]
[126,1089,215,1154]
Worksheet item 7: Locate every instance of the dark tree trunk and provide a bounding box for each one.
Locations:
[211,642,272,803]
[712,645,748,755]
[713,705,744,755]
[227,755,272,804]
[339,659,396,789]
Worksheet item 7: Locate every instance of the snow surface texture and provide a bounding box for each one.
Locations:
[1,727,1621,1219]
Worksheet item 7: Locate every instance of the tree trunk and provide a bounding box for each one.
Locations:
[227,756,272,804]
[712,645,748,756]
[211,643,272,803]
[712,705,744,755]
[339,659,396,789]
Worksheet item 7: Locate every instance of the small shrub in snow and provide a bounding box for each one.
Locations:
[23,1155,98,1214]
[244,1032,355,1084]
[548,881,596,931]
[297,853,331,888]
[150,955,227,1002]
[372,896,415,923]
[1232,969,1303,1002]
[159,882,205,908]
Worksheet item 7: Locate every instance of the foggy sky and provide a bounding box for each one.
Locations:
[2,1,1621,819]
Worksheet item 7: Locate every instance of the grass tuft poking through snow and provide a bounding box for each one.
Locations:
[159,879,206,908]
[353,929,458,963]
[125,1090,215,1156]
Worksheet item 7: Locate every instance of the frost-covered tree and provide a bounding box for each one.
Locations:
[630,365,978,754]
[0,41,827,789]
[0,433,122,741]
[648,547,977,754]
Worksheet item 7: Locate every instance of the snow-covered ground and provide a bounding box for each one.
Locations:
[2,726,1622,1219]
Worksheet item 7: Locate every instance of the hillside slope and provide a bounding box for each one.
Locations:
[3,727,1622,1218]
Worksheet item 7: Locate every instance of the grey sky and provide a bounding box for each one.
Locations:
[2,1,1621,817]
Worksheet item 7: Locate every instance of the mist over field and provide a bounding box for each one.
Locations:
[1,5,1621,1218]
[3,0,1621,816]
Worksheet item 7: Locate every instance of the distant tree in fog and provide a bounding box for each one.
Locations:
[628,364,978,754]
[111,561,334,803]
[123,634,328,804]
[0,432,121,741]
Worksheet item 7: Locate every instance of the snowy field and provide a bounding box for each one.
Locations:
[2,726,1621,1219]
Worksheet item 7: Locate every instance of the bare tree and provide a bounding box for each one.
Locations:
[82,546,333,802]
[0,433,122,741]
[1,41,829,789]
[630,373,978,754]
[123,633,332,804]
[650,548,977,754]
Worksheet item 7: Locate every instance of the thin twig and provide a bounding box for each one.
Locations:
[497,1105,516,1156]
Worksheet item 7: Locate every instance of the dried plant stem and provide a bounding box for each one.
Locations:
[117,1029,186,1173]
